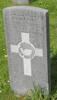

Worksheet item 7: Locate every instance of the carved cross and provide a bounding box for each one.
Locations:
[11,33,43,76]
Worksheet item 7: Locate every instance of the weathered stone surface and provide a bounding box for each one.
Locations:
[3,6,50,95]
[12,0,29,4]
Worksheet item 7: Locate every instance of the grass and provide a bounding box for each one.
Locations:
[0,0,57,99]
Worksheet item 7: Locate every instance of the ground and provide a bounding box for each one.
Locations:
[0,0,57,100]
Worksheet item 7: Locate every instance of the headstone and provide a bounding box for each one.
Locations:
[3,6,50,95]
[12,0,29,4]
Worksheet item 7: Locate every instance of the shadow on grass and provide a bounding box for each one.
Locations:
[51,54,57,94]
[29,0,37,3]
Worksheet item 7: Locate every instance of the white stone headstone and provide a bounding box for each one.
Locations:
[3,6,50,95]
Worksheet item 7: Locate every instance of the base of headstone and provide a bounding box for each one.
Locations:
[15,94,24,98]
[12,0,29,4]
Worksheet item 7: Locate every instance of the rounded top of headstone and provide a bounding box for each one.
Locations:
[3,6,48,14]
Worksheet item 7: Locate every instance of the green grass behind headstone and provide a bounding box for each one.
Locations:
[0,0,57,99]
